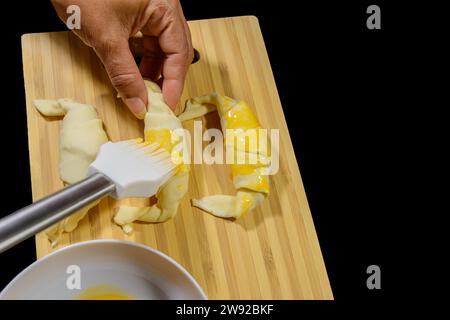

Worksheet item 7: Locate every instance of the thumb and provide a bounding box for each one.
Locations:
[94,38,148,119]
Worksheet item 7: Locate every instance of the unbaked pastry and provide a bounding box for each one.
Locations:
[113,81,190,234]
[34,99,108,245]
[179,93,270,218]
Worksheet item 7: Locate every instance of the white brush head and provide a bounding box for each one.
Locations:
[86,139,176,199]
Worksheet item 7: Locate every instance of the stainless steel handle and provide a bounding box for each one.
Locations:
[0,173,115,253]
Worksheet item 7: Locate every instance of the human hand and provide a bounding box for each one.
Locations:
[51,0,193,118]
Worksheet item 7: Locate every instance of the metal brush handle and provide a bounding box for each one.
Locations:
[0,173,115,253]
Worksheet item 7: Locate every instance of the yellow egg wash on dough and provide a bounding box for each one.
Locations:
[222,101,261,130]
[145,128,173,152]
[179,93,271,218]
[113,80,190,233]
[33,82,269,240]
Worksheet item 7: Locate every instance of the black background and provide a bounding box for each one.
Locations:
[0,0,426,308]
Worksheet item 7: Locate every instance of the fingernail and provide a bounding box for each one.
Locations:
[124,97,146,119]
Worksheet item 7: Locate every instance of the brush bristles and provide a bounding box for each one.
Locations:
[122,139,177,175]
[88,139,178,198]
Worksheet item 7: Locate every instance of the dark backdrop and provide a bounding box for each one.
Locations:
[0,0,416,304]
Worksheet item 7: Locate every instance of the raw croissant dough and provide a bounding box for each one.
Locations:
[34,99,108,245]
[34,81,190,241]
[33,83,267,243]
[179,93,270,218]
[113,80,190,234]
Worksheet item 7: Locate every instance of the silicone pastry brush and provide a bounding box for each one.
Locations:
[0,139,176,253]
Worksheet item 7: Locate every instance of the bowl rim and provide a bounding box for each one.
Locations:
[0,239,207,300]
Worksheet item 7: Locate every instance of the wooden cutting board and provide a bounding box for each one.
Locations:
[21,16,332,300]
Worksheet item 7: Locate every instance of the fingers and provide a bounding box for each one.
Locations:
[142,0,193,110]
[177,1,194,58]
[94,37,148,119]
[52,0,193,114]
[159,17,193,109]
[159,2,193,109]
[139,36,164,80]
[160,52,189,109]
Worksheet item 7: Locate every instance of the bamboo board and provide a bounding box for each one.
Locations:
[21,16,332,299]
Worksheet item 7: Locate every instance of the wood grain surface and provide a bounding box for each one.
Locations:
[21,16,333,299]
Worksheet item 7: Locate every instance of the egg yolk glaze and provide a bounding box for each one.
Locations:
[113,80,190,233]
[74,284,134,300]
[179,93,271,218]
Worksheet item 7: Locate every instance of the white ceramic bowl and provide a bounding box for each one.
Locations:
[0,240,206,300]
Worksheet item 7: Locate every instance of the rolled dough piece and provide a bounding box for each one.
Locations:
[33,99,108,246]
[179,94,270,218]
[114,80,190,234]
